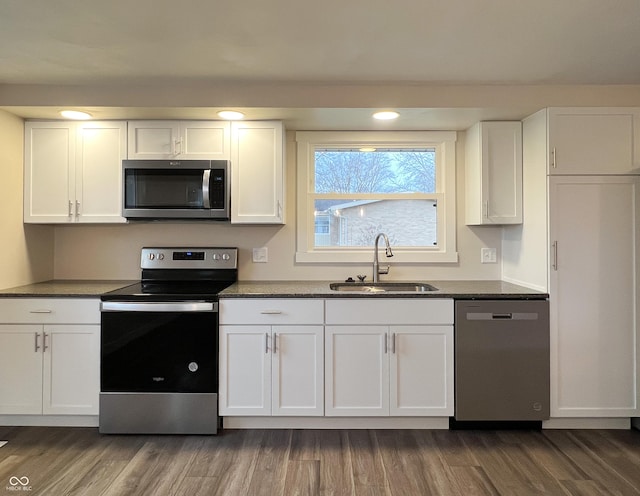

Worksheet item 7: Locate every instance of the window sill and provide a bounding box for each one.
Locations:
[295,250,459,264]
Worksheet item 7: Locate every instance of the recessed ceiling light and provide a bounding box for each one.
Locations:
[59,110,92,120]
[373,111,400,121]
[359,147,377,152]
[217,110,245,120]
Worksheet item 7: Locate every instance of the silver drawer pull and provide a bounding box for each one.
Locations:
[29,309,52,314]
[260,310,282,315]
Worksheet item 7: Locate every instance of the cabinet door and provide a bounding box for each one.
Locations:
[272,326,323,416]
[0,325,43,414]
[549,175,639,417]
[24,122,75,223]
[231,121,285,224]
[389,326,454,416]
[181,121,230,159]
[127,121,180,159]
[42,325,100,415]
[465,121,523,225]
[548,108,640,174]
[76,122,127,223]
[325,326,388,416]
[219,325,272,415]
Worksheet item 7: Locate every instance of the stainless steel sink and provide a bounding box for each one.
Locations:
[329,282,438,293]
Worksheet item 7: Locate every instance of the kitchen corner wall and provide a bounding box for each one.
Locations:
[53,131,504,282]
[0,110,54,290]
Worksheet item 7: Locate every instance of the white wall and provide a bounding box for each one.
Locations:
[53,131,505,281]
[0,109,54,289]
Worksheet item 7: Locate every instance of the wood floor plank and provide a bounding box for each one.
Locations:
[0,426,639,496]
[347,430,390,495]
[543,430,640,496]
[283,460,321,496]
[246,429,292,496]
[317,429,355,496]
[210,429,265,496]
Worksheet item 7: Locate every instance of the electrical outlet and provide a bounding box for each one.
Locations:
[481,247,497,263]
[252,247,268,263]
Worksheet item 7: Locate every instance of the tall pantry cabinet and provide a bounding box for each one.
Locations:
[516,108,640,420]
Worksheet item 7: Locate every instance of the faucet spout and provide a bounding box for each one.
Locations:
[373,233,394,283]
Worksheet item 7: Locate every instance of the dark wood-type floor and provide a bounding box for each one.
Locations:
[0,426,639,495]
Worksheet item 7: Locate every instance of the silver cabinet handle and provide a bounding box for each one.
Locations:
[68,200,73,217]
[29,309,52,314]
[277,200,283,220]
[551,147,557,168]
[552,241,558,271]
[384,334,388,354]
[35,332,40,352]
[273,333,277,354]
[43,332,49,352]
[76,200,81,216]
[265,332,269,354]
[483,201,489,219]
[391,333,396,354]
[260,310,282,315]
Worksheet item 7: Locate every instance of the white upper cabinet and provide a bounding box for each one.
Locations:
[465,121,523,225]
[230,121,285,224]
[24,121,127,224]
[547,107,640,175]
[127,121,230,159]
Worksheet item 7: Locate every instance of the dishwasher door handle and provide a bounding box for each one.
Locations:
[466,312,540,321]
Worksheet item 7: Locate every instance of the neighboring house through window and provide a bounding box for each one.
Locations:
[296,131,458,264]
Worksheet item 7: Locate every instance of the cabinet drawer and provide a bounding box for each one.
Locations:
[325,299,453,325]
[0,298,100,324]
[220,299,324,325]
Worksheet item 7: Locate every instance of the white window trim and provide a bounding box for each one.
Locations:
[295,130,458,264]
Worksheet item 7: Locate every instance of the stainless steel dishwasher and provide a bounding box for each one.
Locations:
[454,299,549,421]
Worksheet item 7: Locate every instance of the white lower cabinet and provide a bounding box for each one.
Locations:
[325,324,453,417]
[220,297,454,420]
[0,299,101,416]
[219,299,324,416]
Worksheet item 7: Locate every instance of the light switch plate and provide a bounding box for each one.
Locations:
[481,247,497,263]
[252,247,268,263]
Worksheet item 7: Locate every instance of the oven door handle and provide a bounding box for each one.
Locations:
[100,301,218,312]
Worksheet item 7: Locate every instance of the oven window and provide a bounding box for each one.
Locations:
[125,169,205,209]
[101,311,217,393]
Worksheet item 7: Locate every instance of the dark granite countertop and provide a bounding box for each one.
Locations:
[219,280,547,299]
[0,280,137,298]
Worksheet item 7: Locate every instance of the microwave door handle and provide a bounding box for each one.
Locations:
[202,169,211,209]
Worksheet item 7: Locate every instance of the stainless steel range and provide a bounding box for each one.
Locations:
[99,247,237,434]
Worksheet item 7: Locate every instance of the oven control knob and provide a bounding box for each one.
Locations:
[222,253,230,261]
[148,253,155,261]
[212,253,220,261]
[188,362,199,373]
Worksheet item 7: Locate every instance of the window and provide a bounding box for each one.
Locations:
[296,131,458,263]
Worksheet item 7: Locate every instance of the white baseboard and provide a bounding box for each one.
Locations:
[222,416,450,429]
[0,415,98,427]
[543,417,631,430]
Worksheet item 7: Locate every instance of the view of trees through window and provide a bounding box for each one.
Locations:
[313,149,438,248]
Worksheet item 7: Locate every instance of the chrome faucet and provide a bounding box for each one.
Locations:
[373,233,394,282]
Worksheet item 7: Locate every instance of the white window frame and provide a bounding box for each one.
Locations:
[295,130,458,264]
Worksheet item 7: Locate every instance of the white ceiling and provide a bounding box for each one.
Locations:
[1,0,639,128]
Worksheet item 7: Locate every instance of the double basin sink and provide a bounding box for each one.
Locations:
[329,282,438,293]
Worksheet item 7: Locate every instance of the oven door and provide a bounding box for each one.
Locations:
[99,301,220,434]
[100,301,218,393]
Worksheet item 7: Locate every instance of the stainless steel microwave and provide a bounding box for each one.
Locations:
[123,160,230,220]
